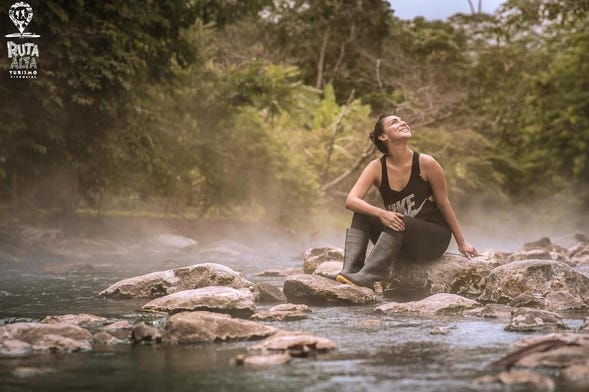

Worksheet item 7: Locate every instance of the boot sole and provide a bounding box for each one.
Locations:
[336,274,359,287]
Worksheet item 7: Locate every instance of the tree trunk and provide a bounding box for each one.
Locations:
[316,27,330,89]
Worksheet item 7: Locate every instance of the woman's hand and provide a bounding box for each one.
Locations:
[378,210,405,231]
[458,241,478,259]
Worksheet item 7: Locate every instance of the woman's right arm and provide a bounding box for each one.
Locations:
[345,160,405,232]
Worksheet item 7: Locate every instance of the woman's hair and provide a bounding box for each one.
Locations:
[369,113,394,153]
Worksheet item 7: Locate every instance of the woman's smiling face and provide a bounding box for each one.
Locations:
[380,115,411,141]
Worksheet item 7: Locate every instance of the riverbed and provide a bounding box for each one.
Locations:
[0,231,586,391]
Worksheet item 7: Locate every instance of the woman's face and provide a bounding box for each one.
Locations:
[379,115,411,142]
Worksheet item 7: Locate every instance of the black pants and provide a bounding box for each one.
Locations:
[351,212,451,262]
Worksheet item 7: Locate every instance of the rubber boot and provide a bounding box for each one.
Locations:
[336,231,401,289]
[321,228,369,280]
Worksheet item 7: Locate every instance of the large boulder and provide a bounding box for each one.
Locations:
[163,311,276,344]
[0,322,93,357]
[477,259,589,311]
[283,274,377,305]
[383,253,503,300]
[504,308,566,332]
[141,286,256,318]
[99,263,254,298]
[375,293,479,316]
[303,247,343,274]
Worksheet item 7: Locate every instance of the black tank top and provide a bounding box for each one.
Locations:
[378,151,449,228]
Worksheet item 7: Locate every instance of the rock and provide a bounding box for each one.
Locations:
[255,268,303,277]
[303,247,343,274]
[163,311,276,344]
[562,361,589,386]
[131,322,162,344]
[93,332,122,345]
[100,263,254,298]
[383,253,502,301]
[544,291,588,311]
[0,339,33,358]
[12,367,57,378]
[313,261,343,277]
[255,283,286,304]
[430,326,449,335]
[0,322,93,355]
[141,286,256,318]
[514,333,589,349]
[464,304,515,320]
[375,293,479,316]
[506,249,571,264]
[477,259,589,311]
[569,242,589,265]
[505,308,566,332]
[250,304,312,322]
[359,319,382,328]
[496,370,555,391]
[248,330,336,356]
[233,353,292,367]
[283,274,377,305]
[582,318,589,331]
[101,320,133,340]
[524,237,552,249]
[516,345,589,369]
[40,314,108,328]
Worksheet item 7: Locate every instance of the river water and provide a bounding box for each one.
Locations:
[0,231,586,391]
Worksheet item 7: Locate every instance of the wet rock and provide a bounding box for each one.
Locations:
[505,308,566,332]
[582,318,589,331]
[41,314,108,328]
[514,333,589,349]
[250,304,311,322]
[0,322,93,355]
[544,291,588,311]
[313,261,343,277]
[100,263,254,299]
[233,353,292,367]
[359,319,382,328]
[131,322,162,344]
[303,247,343,274]
[562,361,589,387]
[0,339,33,358]
[474,370,555,391]
[142,286,256,318]
[383,253,503,301]
[283,274,377,305]
[516,345,589,369]
[101,320,133,340]
[524,237,552,250]
[464,304,515,320]
[255,283,286,304]
[93,332,122,345]
[375,293,479,316]
[248,330,337,356]
[163,311,276,344]
[569,242,589,265]
[477,259,589,311]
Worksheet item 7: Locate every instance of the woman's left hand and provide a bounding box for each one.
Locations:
[458,242,479,259]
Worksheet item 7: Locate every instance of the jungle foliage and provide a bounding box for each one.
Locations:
[0,0,587,226]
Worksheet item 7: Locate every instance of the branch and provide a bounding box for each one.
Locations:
[322,140,376,191]
[316,27,331,89]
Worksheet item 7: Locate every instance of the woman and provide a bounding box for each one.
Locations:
[334,113,478,289]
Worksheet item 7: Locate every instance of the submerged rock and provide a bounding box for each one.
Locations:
[250,304,311,322]
[504,308,566,332]
[302,247,343,274]
[101,320,133,340]
[474,370,555,391]
[131,322,162,344]
[283,274,377,305]
[375,293,479,316]
[0,322,93,356]
[99,263,254,299]
[163,311,276,344]
[464,304,515,320]
[248,330,336,356]
[478,259,589,311]
[93,331,122,345]
[233,353,292,367]
[141,286,256,318]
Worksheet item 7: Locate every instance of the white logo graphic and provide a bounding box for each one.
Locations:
[5,2,40,79]
[385,193,427,217]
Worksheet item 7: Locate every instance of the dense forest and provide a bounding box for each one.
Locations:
[0,0,588,228]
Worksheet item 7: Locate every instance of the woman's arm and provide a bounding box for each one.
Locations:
[422,155,478,258]
[345,159,405,232]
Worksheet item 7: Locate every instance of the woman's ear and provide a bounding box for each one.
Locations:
[378,133,388,142]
